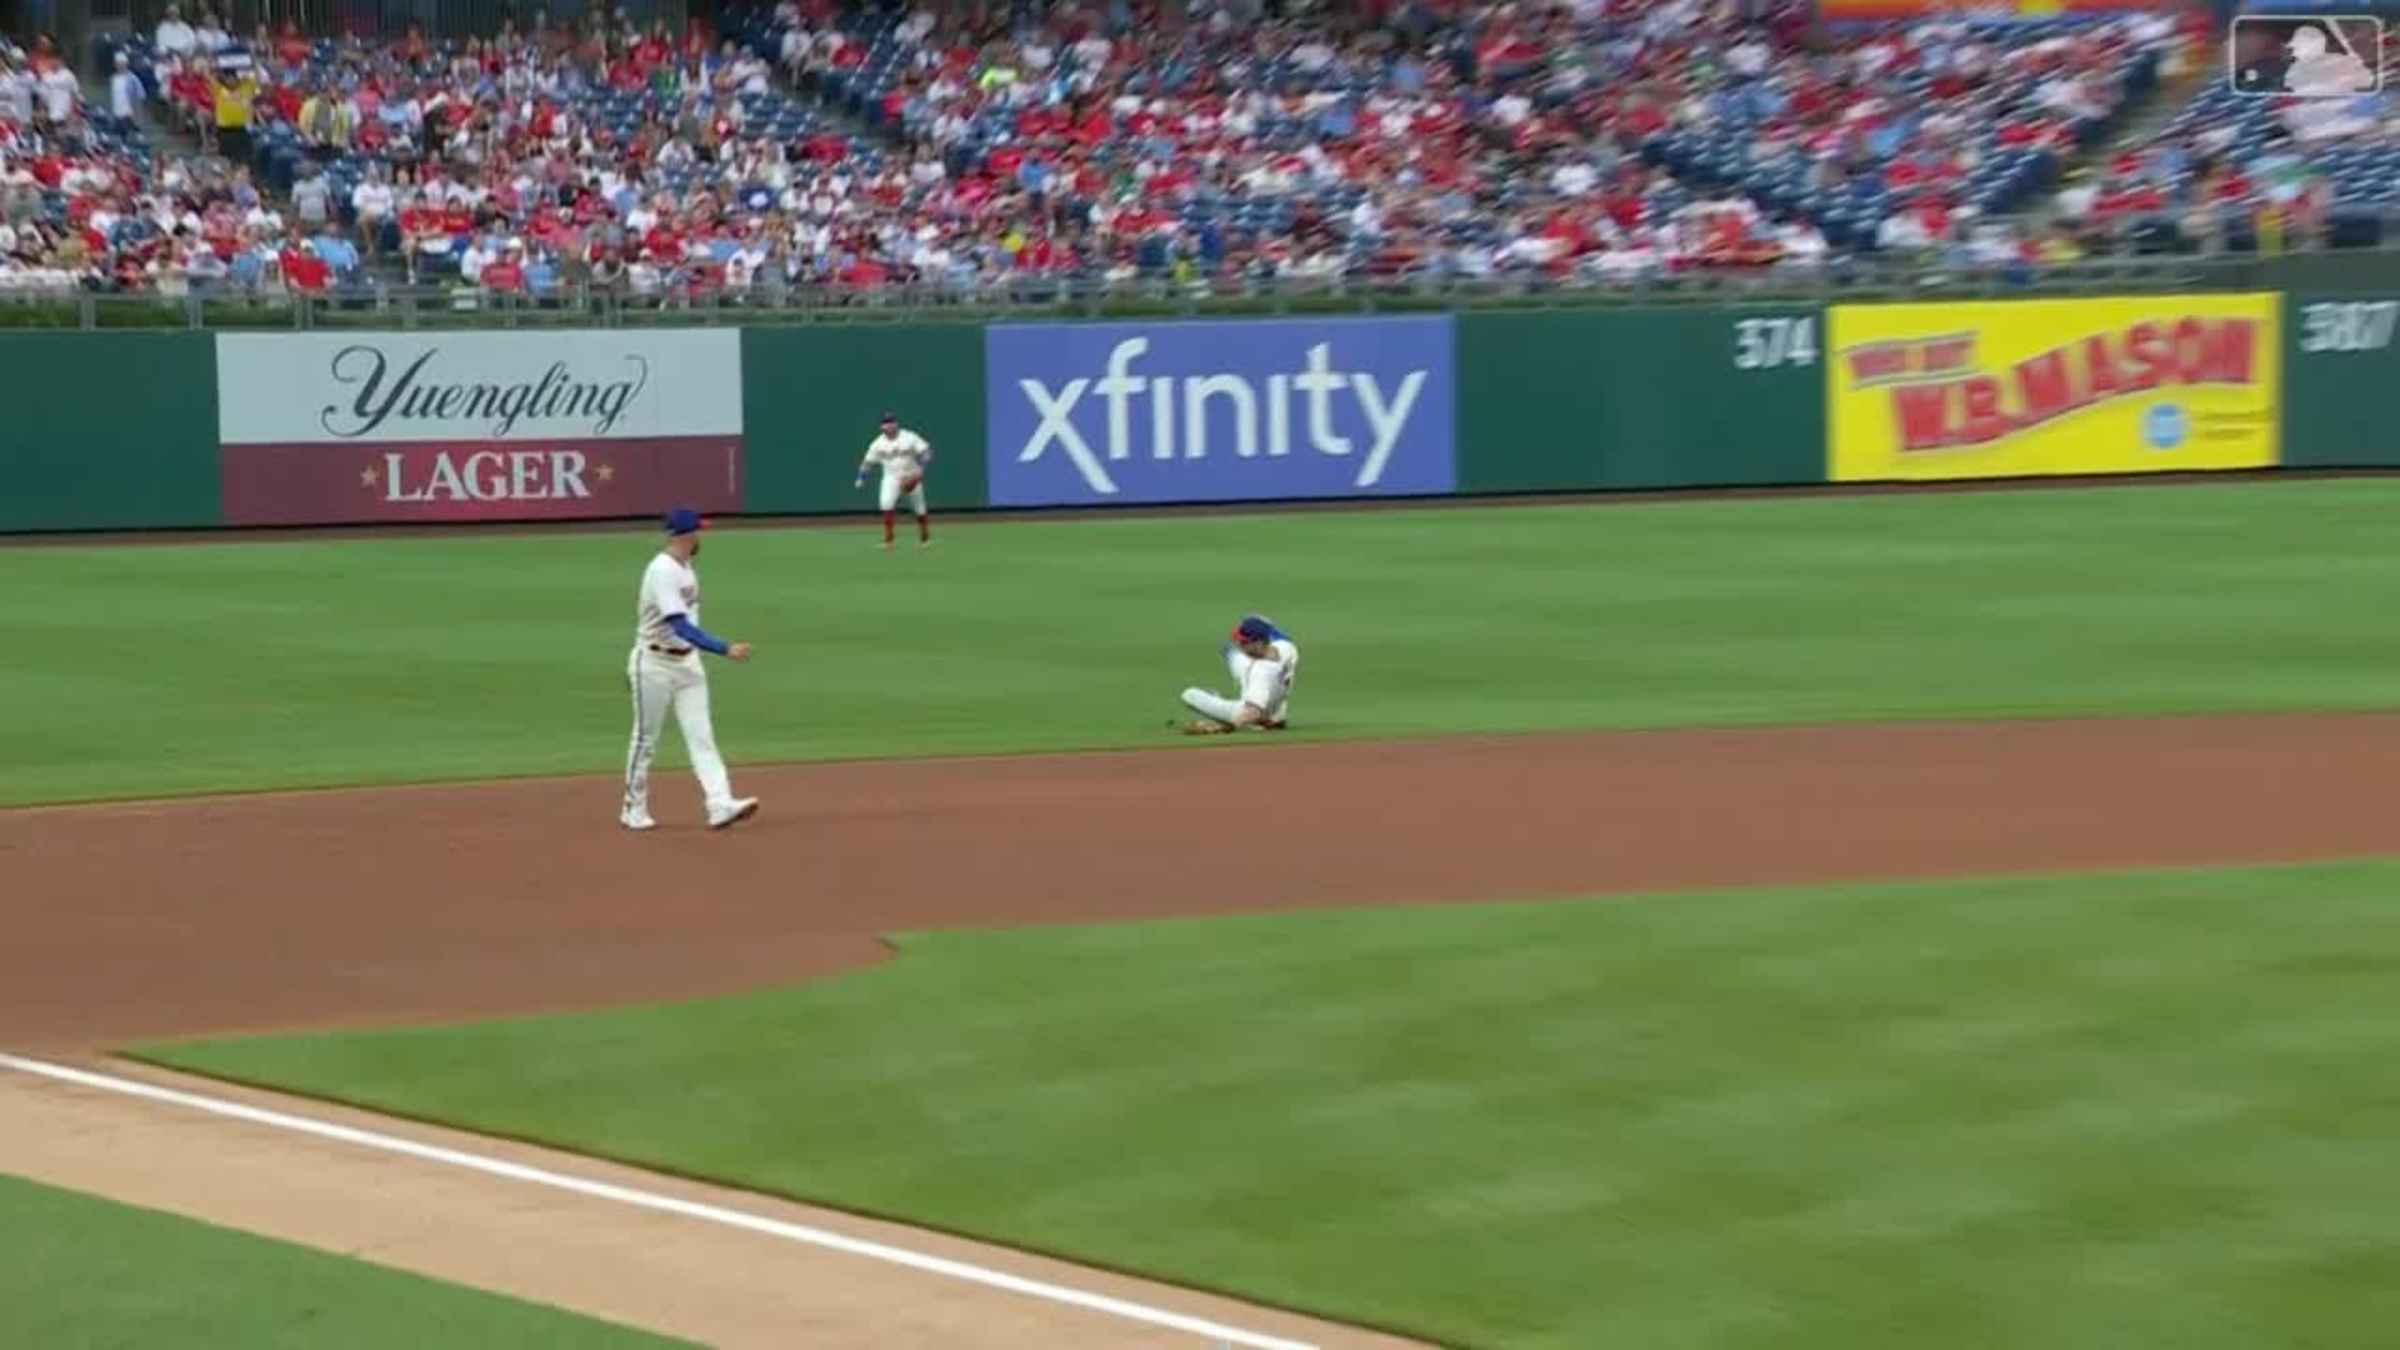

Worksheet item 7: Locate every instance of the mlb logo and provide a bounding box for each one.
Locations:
[2229,15,2383,97]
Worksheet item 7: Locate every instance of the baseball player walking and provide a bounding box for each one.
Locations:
[1178,615,1299,734]
[856,411,934,549]
[622,508,760,831]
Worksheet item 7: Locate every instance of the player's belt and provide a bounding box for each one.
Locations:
[647,643,694,657]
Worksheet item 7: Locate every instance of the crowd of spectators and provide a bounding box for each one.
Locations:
[15,0,2392,303]
[772,0,1812,285]
[767,0,2189,288]
[1,16,379,297]
[109,4,887,299]
[0,34,179,293]
[2043,21,2400,256]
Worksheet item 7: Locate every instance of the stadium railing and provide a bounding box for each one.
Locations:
[118,0,691,42]
[0,253,2289,332]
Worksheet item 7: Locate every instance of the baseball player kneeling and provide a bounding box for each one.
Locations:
[1178,615,1298,734]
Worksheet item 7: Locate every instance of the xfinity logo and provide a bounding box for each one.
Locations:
[1008,336,1436,496]
[987,317,1456,507]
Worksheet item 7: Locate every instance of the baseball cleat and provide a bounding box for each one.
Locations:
[619,810,657,831]
[708,797,760,830]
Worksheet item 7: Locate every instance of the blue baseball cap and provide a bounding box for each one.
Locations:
[663,507,706,536]
[1232,616,1275,644]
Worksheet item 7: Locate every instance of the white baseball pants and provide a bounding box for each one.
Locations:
[878,473,928,514]
[624,646,737,818]
[1182,644,1289,725]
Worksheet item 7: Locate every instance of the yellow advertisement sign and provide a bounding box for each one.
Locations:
[1828,295,2281,482]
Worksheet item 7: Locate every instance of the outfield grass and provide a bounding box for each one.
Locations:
[9,478,2400,805]
[0,1172,686,1349]
[144,861,2400,1350]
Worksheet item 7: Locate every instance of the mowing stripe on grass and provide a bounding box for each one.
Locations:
[22,477,2400,806]
[0,1054,1317,1350]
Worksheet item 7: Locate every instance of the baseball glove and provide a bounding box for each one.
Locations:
[900,472,924,493]
[1174,719,1236,736]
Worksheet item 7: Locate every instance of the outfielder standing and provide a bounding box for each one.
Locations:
[856,410,934,550]
[623,507,760,831]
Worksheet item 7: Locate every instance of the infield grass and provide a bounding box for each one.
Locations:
[9,477,2400,805]
[144,860,2400,1350]
[0,1172,688,1349]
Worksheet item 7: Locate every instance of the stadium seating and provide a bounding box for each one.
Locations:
[0,37,216,294]
[733,1,2177,280]
[2110,56,2394,251]
[6,3,2235,299]
[1645,15,2165,252]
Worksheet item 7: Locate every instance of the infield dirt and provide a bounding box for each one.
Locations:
[6,715,2397,1047]
[5,715,2398,1347]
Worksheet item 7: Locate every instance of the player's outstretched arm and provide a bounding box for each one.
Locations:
[666,613,749,660]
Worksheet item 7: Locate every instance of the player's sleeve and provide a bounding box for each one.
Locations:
[666,613,731,656]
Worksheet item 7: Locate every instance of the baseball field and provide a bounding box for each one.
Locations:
[5,478,2399,1348]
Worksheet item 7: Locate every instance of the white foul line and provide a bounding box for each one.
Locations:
[0,1054,1317,1350]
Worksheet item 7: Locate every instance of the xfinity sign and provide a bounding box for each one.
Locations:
[986,317,1456,506]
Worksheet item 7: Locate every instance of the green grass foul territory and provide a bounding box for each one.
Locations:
[11,477,2400,805]
[145,860,2400,1350]
[0,1173,687,1349]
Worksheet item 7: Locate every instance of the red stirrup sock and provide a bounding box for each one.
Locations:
[882,511,895,544]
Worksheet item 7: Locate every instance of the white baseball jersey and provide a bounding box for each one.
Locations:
[863,428,932,480]
[634,551,702,649]
[1243,637,1301,717]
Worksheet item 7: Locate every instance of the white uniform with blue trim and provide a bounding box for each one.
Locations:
[623,550,736,823]
[1182,622,1300,727]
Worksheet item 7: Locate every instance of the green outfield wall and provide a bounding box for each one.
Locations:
[0,334,219,532]
[2284,295,2400,468]
[1456,308,1828,493]
[742,325,988,514]
[0,295,2358,535]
